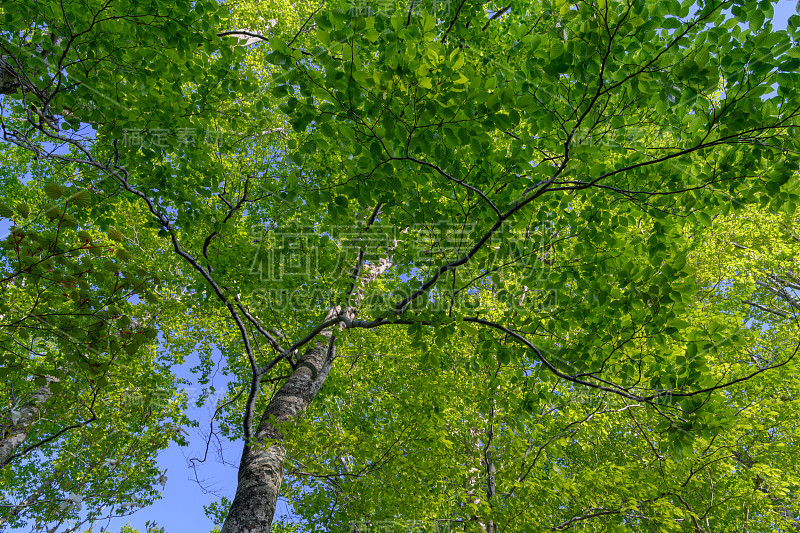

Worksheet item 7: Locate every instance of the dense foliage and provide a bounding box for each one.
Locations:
[1,0,800,531]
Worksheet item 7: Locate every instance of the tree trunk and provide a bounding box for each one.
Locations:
[0,380,54,467]
[221,241,394,531]
[0,55,23,95]
[220,332,335,532]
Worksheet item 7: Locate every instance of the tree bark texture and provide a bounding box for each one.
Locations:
[220,329,335,532]
[0,381,53,467]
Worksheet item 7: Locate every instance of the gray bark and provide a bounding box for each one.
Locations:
[0,55,24,95]
[221,228,394,532]
[0,380,54,467]
[221,334,334,533]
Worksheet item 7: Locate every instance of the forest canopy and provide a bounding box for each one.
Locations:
[1,0,800,531]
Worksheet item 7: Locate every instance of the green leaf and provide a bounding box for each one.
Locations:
[0,203,14,218]
[67,190,92,208]
[695,48,710,68]
[550,40,564,60]
[44,183,64,199]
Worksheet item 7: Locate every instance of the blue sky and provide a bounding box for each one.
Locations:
[99,347,298,533]
[2,1,798,531]
[105,348,245,533]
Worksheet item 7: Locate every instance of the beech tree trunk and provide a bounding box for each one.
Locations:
[220,334,334,532]
[221,247,393,531]
[0,381,54,467]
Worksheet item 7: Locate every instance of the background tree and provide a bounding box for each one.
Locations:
[276,207,800,531]
[0,143,189,531]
